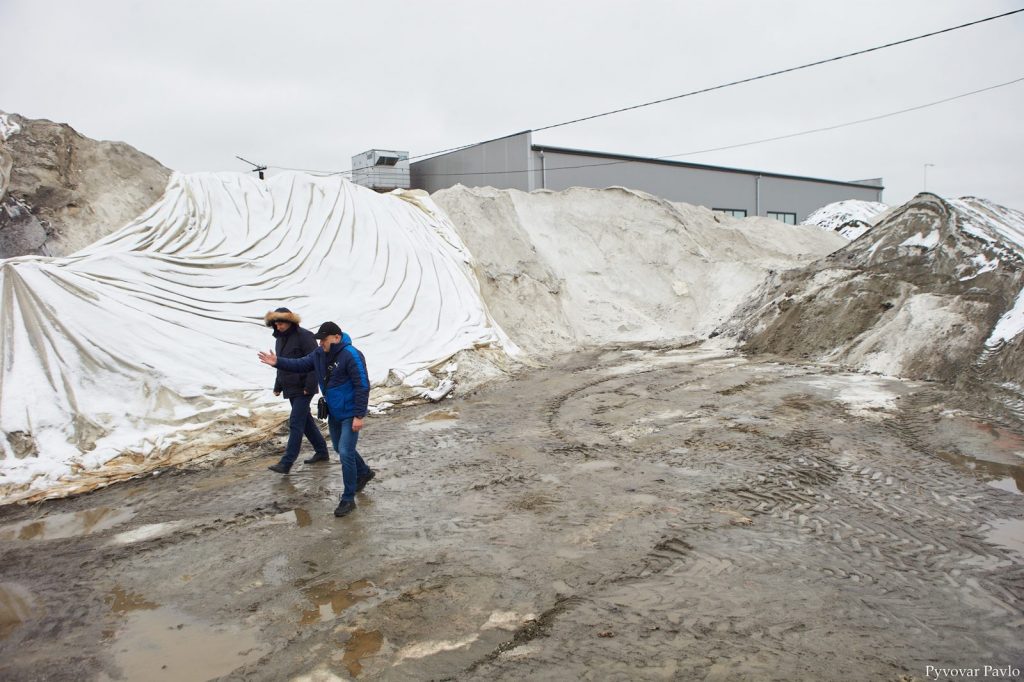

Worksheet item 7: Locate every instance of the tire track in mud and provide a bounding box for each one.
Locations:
[469,356,1023,679]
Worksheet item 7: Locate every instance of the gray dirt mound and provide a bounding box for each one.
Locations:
[722,192,1024,384]
[0,111,171,258]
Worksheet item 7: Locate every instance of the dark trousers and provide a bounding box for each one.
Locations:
[329,416,371,502]
[279,395,328,466]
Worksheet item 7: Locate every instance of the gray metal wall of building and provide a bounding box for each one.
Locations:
[533,149,882,222]
[410,131,883,221]
[410,131,534,194]
[534,149,755,211]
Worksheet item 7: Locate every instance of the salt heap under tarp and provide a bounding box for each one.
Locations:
[0,172,510,502]
[433,185,848,355]
[724,193,1024,384]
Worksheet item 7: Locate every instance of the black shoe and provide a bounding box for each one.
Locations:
[356,469,376,493]
[268,463,291,474]
[304,453,330,464]
[333,499,356,517]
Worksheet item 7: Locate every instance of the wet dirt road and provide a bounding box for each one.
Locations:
[1,346,1022,681]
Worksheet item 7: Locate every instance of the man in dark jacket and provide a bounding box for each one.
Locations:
[258,321,375,517]
[264,308,329,473]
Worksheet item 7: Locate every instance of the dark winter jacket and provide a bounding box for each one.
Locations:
[272,325,319,399]
[275,332,370,419]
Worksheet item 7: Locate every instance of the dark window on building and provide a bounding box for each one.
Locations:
[767,211,796,225]
[713,208,747,218]
[375,156,399,166]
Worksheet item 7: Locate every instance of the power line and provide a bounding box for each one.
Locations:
[260,7,1024,177]
[532,7,1024,134]
[406,75,1024,178]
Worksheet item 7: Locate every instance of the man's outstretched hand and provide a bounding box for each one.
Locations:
[258,350,278,367]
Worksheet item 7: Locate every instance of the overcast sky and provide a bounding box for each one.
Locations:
[3,0,1022,210]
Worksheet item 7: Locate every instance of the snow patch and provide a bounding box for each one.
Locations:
[0,114,21,141]
[900,230,940,249]
[950,197,1024,259]
[959,254,999,281]
[986,287,1024,347]
[803,200,888,236]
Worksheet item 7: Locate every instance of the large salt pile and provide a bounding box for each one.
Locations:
[0,173,509,502]
[433,185,847,355]
[723,193,1024,384]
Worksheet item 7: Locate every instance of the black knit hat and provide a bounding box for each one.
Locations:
[313,321,342,339]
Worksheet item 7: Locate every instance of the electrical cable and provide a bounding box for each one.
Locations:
[343,75,1024,178]
[258,7,1023,177]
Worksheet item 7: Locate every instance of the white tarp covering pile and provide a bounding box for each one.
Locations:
[0,172,509,502]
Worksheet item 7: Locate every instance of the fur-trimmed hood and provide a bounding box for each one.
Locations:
[264,309,301,327]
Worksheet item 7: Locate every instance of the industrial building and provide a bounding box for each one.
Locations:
[408,131,883,223]
[351,149,410,192]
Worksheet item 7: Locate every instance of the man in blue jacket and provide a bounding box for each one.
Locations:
[258,321,375,517]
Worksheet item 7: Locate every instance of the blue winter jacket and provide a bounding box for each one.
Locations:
[275,332,370,419]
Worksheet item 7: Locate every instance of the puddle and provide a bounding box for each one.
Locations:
[0,507,135,541]
[342,629,383,677]
[106,587,159,614]
[300,579,375,625]
[0,583,39,639]
[988,478,1023,495]
[255,508,313,528]
[802,375,903,414]
[104,606,264,680]
[985,519,1024,559]
[408,410,460,431]
[929,417,1024,492]
[107,521,190,546]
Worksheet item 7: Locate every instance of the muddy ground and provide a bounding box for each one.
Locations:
[1,346,1022,681]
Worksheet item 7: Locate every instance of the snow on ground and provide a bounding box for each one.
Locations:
[802,200,889,240]
[0,172,509,501]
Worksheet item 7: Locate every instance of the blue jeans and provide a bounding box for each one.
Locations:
[280,395,328,467]
[329,416,371,501]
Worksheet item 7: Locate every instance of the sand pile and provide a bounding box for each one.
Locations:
[0,112,171,259]
[723,193,1024,384]
[432,185,847,355]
